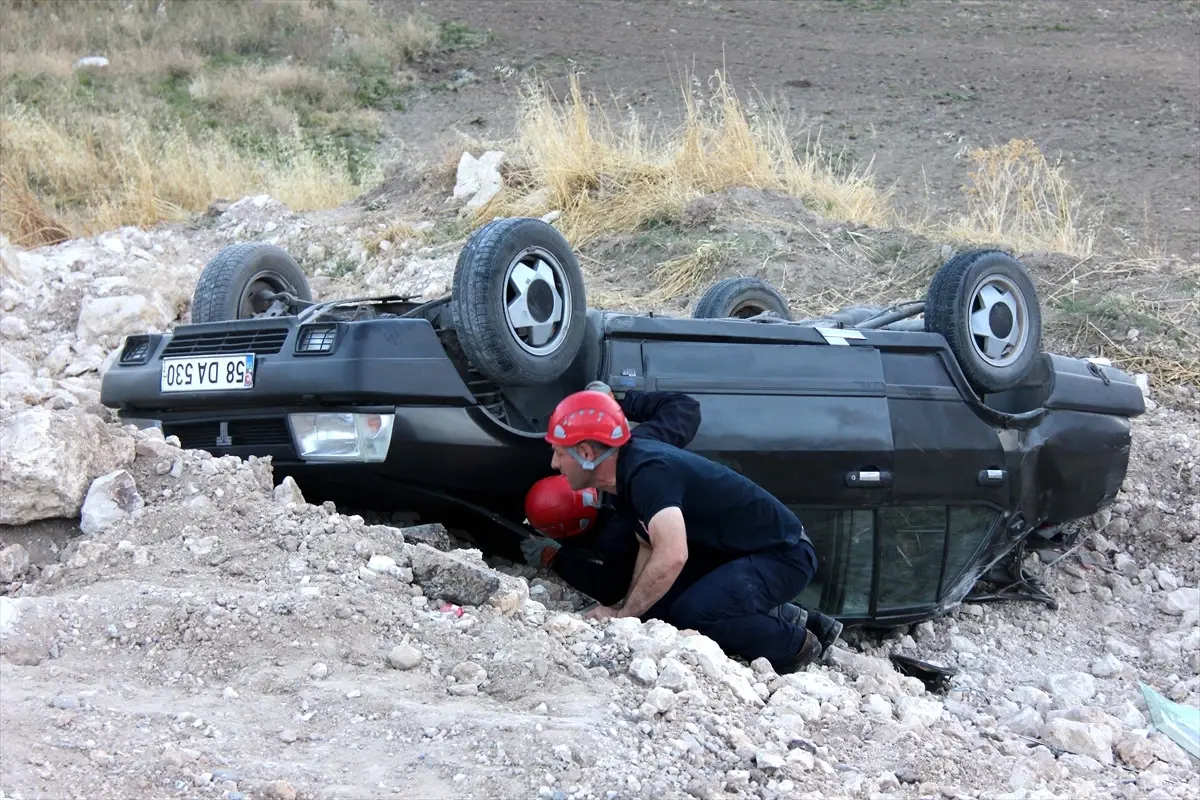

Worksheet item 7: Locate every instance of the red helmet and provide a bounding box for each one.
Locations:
[544,390,631,450]
[524,475,601,539]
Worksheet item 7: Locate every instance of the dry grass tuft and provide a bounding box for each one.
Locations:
[0,171,71,248]
[0,0,456,243]
[934,138,1099,257]
[476,71,894,247]
[647,240,735,300]
[364,221,426,254]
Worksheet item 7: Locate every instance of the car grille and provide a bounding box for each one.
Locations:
[162,328,289,357]
[165,418,293,450]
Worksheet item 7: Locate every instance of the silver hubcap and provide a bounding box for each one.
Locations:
[968,274,1028,367]
[504,247,571,356]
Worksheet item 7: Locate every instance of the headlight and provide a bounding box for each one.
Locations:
[288,412,394,462]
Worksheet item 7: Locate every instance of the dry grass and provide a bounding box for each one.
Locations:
[475,71,894,247]
[1,106,372,246]
[931,138,1099,257]
[363,221,426,255]
[469,71,1100,264]
[646,240,736,300]
[0,0,454,244]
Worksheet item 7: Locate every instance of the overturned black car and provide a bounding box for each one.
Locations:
[100,217,1146,627]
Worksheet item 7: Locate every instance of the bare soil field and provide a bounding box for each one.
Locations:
[382,0,1200,259]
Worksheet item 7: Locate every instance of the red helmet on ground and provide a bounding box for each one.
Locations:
[524,475,601,539]
[544,389,631,450]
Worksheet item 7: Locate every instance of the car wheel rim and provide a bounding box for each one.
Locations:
[503,246,572,356]
[967,274,1029,368]
[240,270,296,318]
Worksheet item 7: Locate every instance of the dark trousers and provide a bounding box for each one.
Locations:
[643,539,817,669]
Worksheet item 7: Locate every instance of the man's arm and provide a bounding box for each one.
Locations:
[617,506,689,618]
[620,390,702,449]
[550,546,633,607]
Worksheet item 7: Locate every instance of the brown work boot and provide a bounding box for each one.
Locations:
[779,629,823,674]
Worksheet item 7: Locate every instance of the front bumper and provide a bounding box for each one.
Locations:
[100,316,477,412]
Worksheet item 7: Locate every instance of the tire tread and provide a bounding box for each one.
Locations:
[692,276,792,320]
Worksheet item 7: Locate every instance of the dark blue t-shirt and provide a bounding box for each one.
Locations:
[612,436,812,556]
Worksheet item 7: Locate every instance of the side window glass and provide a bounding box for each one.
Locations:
[877,506,947,611]
[943,506,1000,596]
[791,508,874,617]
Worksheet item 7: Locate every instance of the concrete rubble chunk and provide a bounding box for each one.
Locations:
[452,150,505,210]
[629,657,658,686]
[387,644,422,670]
[76,293,173,343]
[0,408,135,526]
[1044,671,1096,707]
[1115,733,1158,769]
[401,523,452,552]
[1041,718,1113,765]
[0,544,31,584]
[272,476,306,506]
[408,544,501,607]
[895,696,944,730]
[79,469,144,535]
[1163,587,1198,616]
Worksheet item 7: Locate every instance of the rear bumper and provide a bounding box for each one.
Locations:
[100,316,476,412]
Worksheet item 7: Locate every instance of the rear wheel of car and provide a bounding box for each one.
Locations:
[924,249,1042,393]
[451,217,587,386]
[691,276,793,320]
[191,242,313,323]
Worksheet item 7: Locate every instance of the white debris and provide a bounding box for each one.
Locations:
[452,150,505,211]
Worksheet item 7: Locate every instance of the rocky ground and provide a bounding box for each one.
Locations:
[1,182,1199,800]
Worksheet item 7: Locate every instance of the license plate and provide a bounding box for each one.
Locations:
[161,354,255,393]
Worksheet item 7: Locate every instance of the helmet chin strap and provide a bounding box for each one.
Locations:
[569,444,618,471]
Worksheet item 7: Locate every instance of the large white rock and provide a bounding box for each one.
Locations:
[0,408,135,525]
[1044,671,1097,707]
[452,150,505,211]
[79,469,144,535]
[1041,718,1113,765]
[895,696,944,729]
[1163,587,1198,616]
[75,293,173,344]
[0,235,46,288]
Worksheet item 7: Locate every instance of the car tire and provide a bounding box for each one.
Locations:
[451,217,587,386]
[691,276,793,320]
[924,249,1042,393]
[191,242,313,323]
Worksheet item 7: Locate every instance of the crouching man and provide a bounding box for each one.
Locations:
[519,382,703,606]
[543,389,830,672]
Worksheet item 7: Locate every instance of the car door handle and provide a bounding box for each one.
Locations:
[978,468,1007,486]
[846,469,893,488]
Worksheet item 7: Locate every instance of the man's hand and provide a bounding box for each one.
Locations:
[520,536,560,568]
[585,604,619,621]
[616,506,688,619]
[585,380,614,398]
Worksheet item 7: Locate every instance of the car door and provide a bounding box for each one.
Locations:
[881,350,1011,508]
[601,318,895,508]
